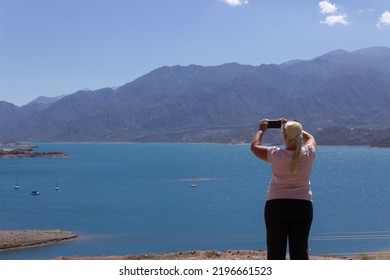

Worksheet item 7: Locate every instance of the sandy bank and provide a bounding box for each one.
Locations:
[0,230,78,251]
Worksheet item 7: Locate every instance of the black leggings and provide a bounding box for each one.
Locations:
[264,199,313,260]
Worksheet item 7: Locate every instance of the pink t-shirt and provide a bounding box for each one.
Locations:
[266,144,316,202]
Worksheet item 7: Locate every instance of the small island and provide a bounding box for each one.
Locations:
[0,142,69,158]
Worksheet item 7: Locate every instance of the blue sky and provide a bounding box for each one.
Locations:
[1,0,389,106]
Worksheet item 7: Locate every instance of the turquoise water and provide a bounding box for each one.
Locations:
[0,143,389,259]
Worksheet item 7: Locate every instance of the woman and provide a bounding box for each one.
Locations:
[250,119,316,260]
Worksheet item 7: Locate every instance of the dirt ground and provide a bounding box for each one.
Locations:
[56,249,345,260]
[57,249,390,260]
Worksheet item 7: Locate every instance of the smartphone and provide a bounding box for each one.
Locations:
[267,120,282,129]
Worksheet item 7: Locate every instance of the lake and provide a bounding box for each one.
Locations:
[0,143,389,259]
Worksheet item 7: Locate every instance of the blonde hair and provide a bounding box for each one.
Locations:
[283,121,303,174]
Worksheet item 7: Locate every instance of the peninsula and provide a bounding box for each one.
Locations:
[0,230,78,251]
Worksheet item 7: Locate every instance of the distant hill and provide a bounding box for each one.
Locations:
[315,127,390,147]
[27,95,67,105]
[1,46,389,144]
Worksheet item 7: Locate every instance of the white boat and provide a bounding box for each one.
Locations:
[14,176,20,189]
[31,191,40,195]
[190,184,197,188]
[54,185,60,191]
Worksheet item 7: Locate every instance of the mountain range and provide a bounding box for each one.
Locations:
[1,46,389,144]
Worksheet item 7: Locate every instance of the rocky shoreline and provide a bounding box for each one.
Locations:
[56,250,390,260]
[56,250,343,260]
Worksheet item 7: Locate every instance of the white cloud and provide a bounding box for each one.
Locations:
[318,1,348,26]
[219,0,249,7]
[319,1,337,14]
[376,11,390,28]
[321,14,348,26]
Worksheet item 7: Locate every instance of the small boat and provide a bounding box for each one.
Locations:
[190,184,197,188]
[14,176,20,189]
[31,191,40,195]
[54,185,60,191]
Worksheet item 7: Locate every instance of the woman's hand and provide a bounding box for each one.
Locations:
[258,119,269,132]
